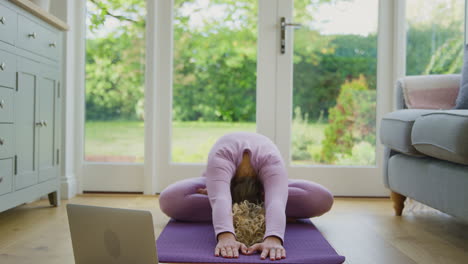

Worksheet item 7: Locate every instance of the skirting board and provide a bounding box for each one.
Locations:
[61,174,77,199]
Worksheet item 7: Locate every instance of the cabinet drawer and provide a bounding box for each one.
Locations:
[17,15,60,61]
[0,3,17,46]
[0,158,13,196]
[0,49,16,89]
[0,88,13,123]
[43,28,59,60]
[17,15,43,55]
[0,124,14,159]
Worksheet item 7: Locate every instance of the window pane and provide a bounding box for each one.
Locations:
[172,0,257,163]
[406,0,464,75]
[85,0,146,163]
[291,0,378,166]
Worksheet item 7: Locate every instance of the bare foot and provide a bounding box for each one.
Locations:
[197,188,208,195]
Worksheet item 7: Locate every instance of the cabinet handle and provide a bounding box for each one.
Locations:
[49,42,56,48]
[42,120,47,127]
[35,121,43,127]
[0,99,4,109]
[0,177,3,183]
[28,32,37,39]
[0,62,5,71]
[0,17,5,25]
[0,138,4,145]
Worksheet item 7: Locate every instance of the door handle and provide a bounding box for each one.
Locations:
[36,121,43,127]
[280,17,302,54]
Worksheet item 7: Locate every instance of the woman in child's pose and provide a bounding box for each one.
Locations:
[159,132,333,261]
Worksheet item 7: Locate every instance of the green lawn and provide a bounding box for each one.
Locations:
[85,121,375,165]
[85,121,257,163]
[85,120,145,162]
[172,121,256,163]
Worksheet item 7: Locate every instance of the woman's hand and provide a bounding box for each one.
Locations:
[215,232,248,258]
[246,236,286,260]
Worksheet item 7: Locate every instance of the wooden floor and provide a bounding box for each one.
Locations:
[0,195,467,264]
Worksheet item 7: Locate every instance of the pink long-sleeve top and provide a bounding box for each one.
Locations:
[203,132,288,243]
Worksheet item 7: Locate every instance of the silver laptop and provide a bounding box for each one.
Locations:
[66,204,158,264]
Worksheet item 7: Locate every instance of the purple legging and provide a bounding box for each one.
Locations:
[159,177,333,222]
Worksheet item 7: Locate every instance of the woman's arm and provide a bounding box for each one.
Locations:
[205,155,249,258]
[206,177,235,238]
[260,160,288,242]
[246,158,288,260]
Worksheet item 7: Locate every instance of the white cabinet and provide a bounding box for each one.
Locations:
[0,0,65,212]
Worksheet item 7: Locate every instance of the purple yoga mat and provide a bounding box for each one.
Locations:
[156,219,345,264]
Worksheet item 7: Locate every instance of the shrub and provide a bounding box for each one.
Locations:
[320,75,376,164]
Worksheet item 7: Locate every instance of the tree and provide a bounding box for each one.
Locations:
[86,0,145,120]
[84,0,464,123]
[85,0,337,122]
[406,0,464,75]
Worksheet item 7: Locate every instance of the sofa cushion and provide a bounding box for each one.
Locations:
[380,109,440,155]
[412,110,468,165]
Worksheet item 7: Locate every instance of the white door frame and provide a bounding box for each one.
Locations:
[150,0,205,193]
[75,0,145,193]
[74,0,407,196]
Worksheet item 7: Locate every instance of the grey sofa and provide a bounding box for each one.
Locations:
[380,74,468,222]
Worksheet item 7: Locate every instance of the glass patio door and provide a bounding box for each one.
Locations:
[155,0,388,196]
[274,0,387,195]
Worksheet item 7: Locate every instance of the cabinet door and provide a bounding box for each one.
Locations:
[15,57,39,190]
[38,67,58,182]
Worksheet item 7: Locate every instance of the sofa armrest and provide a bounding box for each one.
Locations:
[395,74,460,110]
